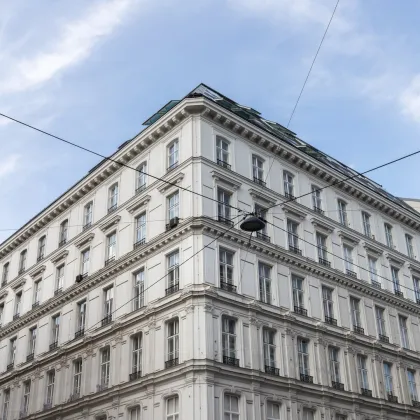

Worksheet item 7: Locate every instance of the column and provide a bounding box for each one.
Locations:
[249,318,260,370]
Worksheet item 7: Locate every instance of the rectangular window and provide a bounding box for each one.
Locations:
[46,370,55,406]
[362,212,371,237]
[391,267,401,294]
[132,334,142,374]
[33,280,41,305]
[77,300,87,333]
[83,202,93,227]
[166,396,179,420]
[19,250,27,273]
[357,355,369,390]
[108,184,118,211]
[55,265,64,292]
[375,307,387,338]
[368,257,378,284]
[302,409,314,420]
[343,245,354,272]
[2,389,9,420]
[51,315,60,345]
[287,219,299,251]
[100,347,110,387]
[263,329,276,369]
[0,304,3,326]
[73,359,82,395]
[222,317,236,360]
[130,407,141,420]
[217,188,231,222]
[384,223,393,248]
[297,338,310,377]
[167,319,179,362]
[9,338,16,365]
[350,297,362,328]
[224,395,239,420]
[337,200,348,225]
[136,162,147,191]
[408,370,418,401]
[106,232,117,261]
[255,204,268,236]
[168,191,180,221]
[81,249,90,275]
[399,315,409,349]
[167,140,179,170]
[28,327,37,355]
[219,248,234,288]
[292,275,304,309]
[383,362,393,394]
[59,220,68,245]
[406,234,415,258]
[38,236,46,261]
[104,287,114,321]
[133,270,145,310]
[267,401,280,420]
[216,136,229,165]
[167,251,179,289]
[2,262,9,284]
[21,381,30,414]
[316,233,328,263]
[311,185,322,211]
[322,286,334,320]
[414,276,420,303]
[135,213,146,245]
[252,155,264,182]
[283,171,294,198]
[329,347,341,384]
[14,292,21,316]
[259,263,271,304]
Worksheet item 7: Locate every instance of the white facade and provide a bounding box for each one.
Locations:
[0,85,420,420]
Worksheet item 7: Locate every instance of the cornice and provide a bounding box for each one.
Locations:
[0,290,8,301]
[407,263,420,276]
[211,170,242,190]
[310,217,334,234]
[337,230,360,246]
[126,194,151,215]
[74,233,95,249]
[11,279,26,291]
[51,250,69,265]
[157,172,185,194]
[282,204,307,220]
[384,252,405,267]
[29,265,46,279]
[99,215,121,233]
[362,241,383,257]
[248,188,276,206]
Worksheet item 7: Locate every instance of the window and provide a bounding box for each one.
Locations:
[59,220,68,245]
[414,276,420,303]
[292,275,304,309]
[383,362,393,395]
[135,213,146,245]
[133,270,145,310]
[219,248,234,289]
[222,317,236,361]
[81,249,90,275]
[14,292,21,316]
[343,245,354,273]
[384,223,393,248]
[217,188,231,222]
[167,319,179,362]
[391,266,401,294]
[259,263,271,304]
[263,329,276,369]
[132,334,142,375]
[337,200,348,225]
[287,219,299,251]
[302,409,314,420]
[406,234,415,258]
[100,347,110,387]
[106,232,117,261]
[216,136,229,165]
[368,257,378,284]
[51,315,60,345]
[350,297,362,328]
[28,327,37,355]
[362,212,371,237]
[83,201,93,228]
[55,265,64,292]
[108,183,118,212]
[322,286,334,321]
[9,338,16,365]
[357,355,369,390]
[316,233,328,263]
[37,236,46,260]
[267,401,280,420]
[329,347,341,385]
[77,300,87,333]
[73,359,82,395]
[166,396,179,420]
[130,406,141,420]
[252,155,264,182]
[408,370,418,401]
[46,370,55,406]
[283,171,294,198]
[0,304,3,325]
[254,204,268,236]
[167,251,179,290]
[375,307,387,338]
[168,191,180,221]
[167,140,179,170]
[136,162,147,192]
[2,389,9,420]
[22,381,30,414]
[224,395,239,420]
[104,287,114,322]
[19,250,27,273]
[33,280,41,305]
[399,315,409,349]
[2,262,9,284]
[297,338,310,377]
[311,185,322,211]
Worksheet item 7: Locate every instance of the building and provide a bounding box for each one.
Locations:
[0,84,420,420]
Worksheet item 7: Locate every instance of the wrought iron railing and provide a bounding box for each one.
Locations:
[371,280,381,289]
[223,356,239,366]
[361,388,372,397]
[253,177,266,187]
[101,315,112,327]
[289,245,302,255]
[256,231,270,242]
[49,341,58,351]
[331,381,344,390]
[387,393,398,403]
[75,328,85,339]
[220,281,237,293]
[165,358,179,369]
[134,238,146,249]
[313,206,324,215]
[346,269,357,278]
[379,334,389,343]
[264,365,279,376]
[294,306,307,316]
[26,353,34,362]
[129,370,142,381]
[105,256,116,266]
[217,159,231,170]
[353,325,365,335]
[325,316,337,326]
[300,374,313,383]
[218,216,234,227]
[318,258,331,267]
[165,283,180,296]
[107,204,117,214]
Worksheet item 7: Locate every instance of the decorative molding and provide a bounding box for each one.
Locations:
[29,265,46,279]
[408,263,420,275]
[310,217,334,233]
[337,230,360,245]
[362,241,383,257]
[248,188,276,206]
[157,172,185,194]
[12,279,26,291]
[385,252,405,267]
[211,170,241,190]
[74,233,95,249]
[0,290,8,301]
[99,215,121,233]
[282,204,306,220]
[126,195,151,214]
[51,250,69,265]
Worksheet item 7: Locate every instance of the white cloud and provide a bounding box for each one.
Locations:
[0,154,20,178]
[0,0,138,94]
[400,75,420,123]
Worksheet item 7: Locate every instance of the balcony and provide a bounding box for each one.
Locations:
[220,281,237,293]
[101,315,112,327]
[18,268,25,275]
[105,256,116,266]
[394,290,404,297]
[289,245,302,256]
[379,334,389,343]
[325,316,337,326]
[54,288,63,296]
[107,204,117,214]
[1,280,6,287]
[6,363,14,371]
[59,238,67,247]
[318,258,331,267]
[346,269,357,278]
[332,381,344,391]
[294,306,308,316]
[413,400,420,408]
[129,370,142,381]
[300,374,313,384]
[43,402,52,410]
[134,238,146,249]
[264,365,279,376]
[75,328,85,339]
[83,222,92,231]
[165,283,179,296]
[37,254,44,262]
[361,388,372,397]
[284,192,296,200]
[371,280,381,289]
[26,353,34,362]
[218,216,234,227]
[96,383,108,392]
[217,159,231,170]
[165,358,179,369]
[387,393,398,403]
[167,161,179,172]
[223,356,240,366]
[313,206,324,215]
[253,177,266,187]
[13,313,20,320]
[353,325,365,335]
[256,231,270,243]
[32,301,39,309]
[49,341,58,351]
[69,392,80,402]
[135,183,146,194]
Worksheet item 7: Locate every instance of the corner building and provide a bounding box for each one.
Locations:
[1,85,420,420]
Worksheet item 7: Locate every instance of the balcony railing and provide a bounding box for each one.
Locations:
[217,159,231,170]
[220,281,237,293]
[26,353,34,362]
[417,298,420,305]
[97,383,108,392]
[105,256,116,266]
[218,216,234,227]
[136,183,146,194]
[69,392,80,402]
[129,370,142,381]
[300,374,313,384]
[18,267,25,275]
[325,316,337,326]
[54,288,63,296]
[313,206,324,215]
[371,280,382,289]
[256,231,270,242]
[43,402,52,410]
[49,341,58,351]
[294,306,308,316]
[353,325,365,335]
[107,204,117,214]
[101,315,112,327]
[379,334,389,343]
[59,238,67,247]
[6,363,14,371]
[167,162,179,172]
[165,358,179,369]
[284,192,296,200]
[37,254,44,262]
[346,269,357,278]
[253,177,266,187]
[413,400,420,408]
[387,393,398,403]
[361,388,372,397]
[134,238,146,249]
[165,283,180,296]
[318,258,331,267]
[223,356,240,366]
[395,290,404,297]
[75,328,85,339]
[265,365,279,376]
[13,313,20,320]
[32,301,39,309]
[332,381,344,390]
[289,245,302,255]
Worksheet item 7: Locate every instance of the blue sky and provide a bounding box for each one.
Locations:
[1,0,420,241]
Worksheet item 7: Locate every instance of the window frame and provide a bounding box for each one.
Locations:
[135,212,147,245]
[297,337,310,377]
[311,185,322,211]
[292,274,305,309]
[263,328,276,369]
[108,183,119,211]
[28,326,37,355]
[45,370,55,406]
[166,395,179,420]
[59,219,68,245]
[106,231,117,261]
[350,297,362,328]
[383,362,393,395]
[167,139,179,170]
[37,235,46,260]
[384,223,394,248]
[337,199,348,225]
[216,136,230,165]
[83,201,93,228]
[361,211,372,237]
[405,234,415,258]
[136,161,147,192]
[73,359,83,395]
[81,248,90,276]
[167,251,180,289]
[322,286,334,320]
[77,300,87,333]
[217,187,232,222]
[223,394,240,420]
[100,347,111,387]
[167,318,179,362]
[167,191,180,222]
[329,346,341,385]
[283,171,295,198]
[131,334,143,375]
[258,262,272,304]
[222,316,237,360]
[287,219,299,250]
[252,154,264,181]
[399,315,410,349]
[357,354,369,390]
[133,269,145,310]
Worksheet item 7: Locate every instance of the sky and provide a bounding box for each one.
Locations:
[2,0,420,242]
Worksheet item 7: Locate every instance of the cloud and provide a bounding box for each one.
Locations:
[0,154,20,178]
[0,0,138,94]
[400,75,420,123]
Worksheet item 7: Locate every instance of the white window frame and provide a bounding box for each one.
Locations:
[283,171,294,198]
[217,188,231,222]
[297,338,310,377]
[383,362,393,394]
[14,292,21,316]
[350,297,362,328]
[384,223,394,248]
[167,319,179,362]
[106,232,117,261]
[263,328,276,369]
[133,270,145,310]
[399,315,409,349]
[167,251,179,289]
[38,236,46,260]
[9,337,16,365]
[252,155,264,181]
[216,136,230,165]
[2,262,9,284]
[2,389,10,420]
[83,202,93,227]
[414,276,420,303]
[329,346,341,384]
[135,213,146,245]
[81,249,90,275]
[292,275,304,309]
[343,245,354,272]
[33,280,41,304]
[59,220,68,244]
[55,265,64,291]
[375,306,387,338]
[316,232,328,262]
[45,370,55,405]
[224,394,239,420]
[267,401,280,420]
[100,347,110,387]
[136,162,147,192]
[28,327,37,355]
[132,334,142,374]
[337,200,348,225]
[391,266,401,293]
[73,359,83,395]
[130,406,141,420]
[408,370,418,401]
[322,286,334,320]
[368,256,378,284]
[167,140,179,170]
[311,185,322,211]
[167,191,180,221]
[287,219,299,250]
[362,211,372,237]
[406,234,415,258]
[108,183,119,211]
[259,262,272,304]
[19,250,27,272]
[222,317,236,360]
[77,300,87,332]
[357,354,369,390]
[104,287,114,320]
[166,395,179,420]
[51,315,60,344]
